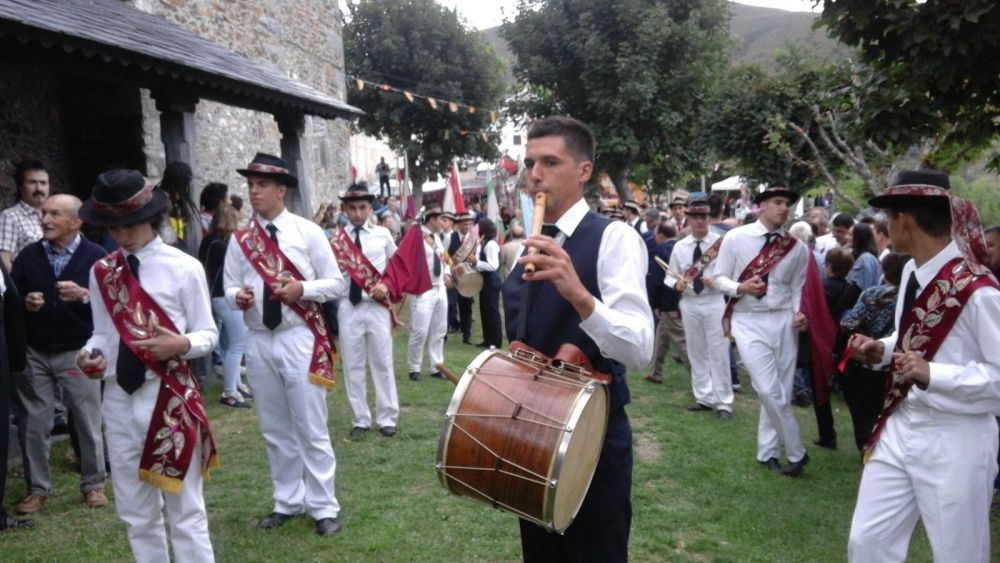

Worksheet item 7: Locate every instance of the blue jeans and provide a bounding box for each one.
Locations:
[212,297,247,395]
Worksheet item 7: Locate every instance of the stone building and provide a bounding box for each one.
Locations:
[0,0,360,222]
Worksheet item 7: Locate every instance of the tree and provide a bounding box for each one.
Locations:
[819,0,1000,170]
[702,50,915,210]
[344,0,507,209]
[502,0,731,198]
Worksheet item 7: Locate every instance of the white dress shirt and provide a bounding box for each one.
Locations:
[711,220,808,313]
[85,236,219,381]
[524,198,654,370]
[224,210,347,331]
[815,232,839,255]
[876,241,1000,416]
[475,239,500,272]
[421,225,448,286]
[345,222,397,302]
[666,231,723,298]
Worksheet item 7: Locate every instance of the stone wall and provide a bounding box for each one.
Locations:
[0,62,72,207]
[133,0,352,207]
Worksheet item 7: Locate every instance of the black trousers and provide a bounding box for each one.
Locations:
[842,362,889,450]
[458,294,474,341]
[447,287,459,331]
[378,175,390,197]
[0,301,11,515]
[520,408,632,562]
[479,274,502,348]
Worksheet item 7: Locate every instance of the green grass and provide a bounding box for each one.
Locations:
[5,317,998,561]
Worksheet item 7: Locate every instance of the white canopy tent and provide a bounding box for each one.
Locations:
[711,175,747,192]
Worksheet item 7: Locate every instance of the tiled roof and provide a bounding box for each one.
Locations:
[0,0,363,120]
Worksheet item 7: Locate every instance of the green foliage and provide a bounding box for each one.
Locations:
[502,0,731,194]
[700,49,849,190]
[952,175,1000,227]
[820,0,1000,171]
[344,0,508,203]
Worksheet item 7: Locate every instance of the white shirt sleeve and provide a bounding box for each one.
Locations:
[578,222,654,370]
[178,262,219,360]
[476,240,500,272]
[299,222,348,302]
[711,234,742,297]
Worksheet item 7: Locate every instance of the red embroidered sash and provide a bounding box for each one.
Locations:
[684,236,723,279]
[235,221,337,390]
[721,232,798,336]
[94,251,219,494]
[328,227,399,325]
[861,258,997,462]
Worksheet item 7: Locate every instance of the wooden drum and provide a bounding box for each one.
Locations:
[436,347,608,533]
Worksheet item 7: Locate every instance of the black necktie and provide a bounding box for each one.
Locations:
[432,238,442,277]
[901,271,919,314]
[757,232,779,299]
[692,240,704,294]
[117,255,146,394]
[263,224,282,330]
[350,227,363,305]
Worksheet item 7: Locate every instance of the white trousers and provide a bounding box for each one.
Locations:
[731,310,805,463]
[338,299,399,429]
[103,378,214,563]
[407,284,447,374]
[679,296,733,412]
[246,325,339,520]
[848,407,997,563]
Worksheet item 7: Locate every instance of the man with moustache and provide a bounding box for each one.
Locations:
[712,184,810,476]
[1,160,49,271]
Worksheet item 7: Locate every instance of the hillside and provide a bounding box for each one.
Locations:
[479,2,849,85]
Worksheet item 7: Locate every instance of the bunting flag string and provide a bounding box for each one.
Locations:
[348,74,499,125]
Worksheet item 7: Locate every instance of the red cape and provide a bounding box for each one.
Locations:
[802,252,837,405]
[381,226,432,301]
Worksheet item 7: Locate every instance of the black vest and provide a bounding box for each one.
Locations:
[501,211,629,411]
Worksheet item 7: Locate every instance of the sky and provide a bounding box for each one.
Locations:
[442,0,820,30]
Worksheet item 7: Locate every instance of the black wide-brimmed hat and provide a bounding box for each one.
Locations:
[868,169,951,209]
[80,169,168,227]
[340,182,376,203]
[754,184,800,205]
[686,199,711,216]
[236,152,298,188]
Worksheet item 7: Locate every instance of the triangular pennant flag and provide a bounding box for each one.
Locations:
[355,79,365,90]
[404,91,414,102]
[468,106,476,114]
[427,98,438,110]
[448,101,458,113]
[489,111,497,123]
[480,132,489,143]
[379,84,391,92]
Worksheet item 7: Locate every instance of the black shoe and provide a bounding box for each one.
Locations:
[349,426,369,439]
[429,371,446,380]
[783,453,810,477]
[813,438,837,450]
[476,342,490,348]
[52,416,69,436]
[0,514,33,531]
[672,355,684,365]
[462,338,472,345]
[759,457,783,473]
[686,403,712,412]
[717,410,733,420]
[315,517,340,536]
[379,426,397,437]
[257,512,295,529]
[792,395,813,407]
[408,372,421,381]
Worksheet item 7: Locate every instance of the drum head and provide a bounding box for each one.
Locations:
[457,271,483,297]
[550,385,608,532]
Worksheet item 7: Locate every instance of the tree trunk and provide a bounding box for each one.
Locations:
[610,165,630,202]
